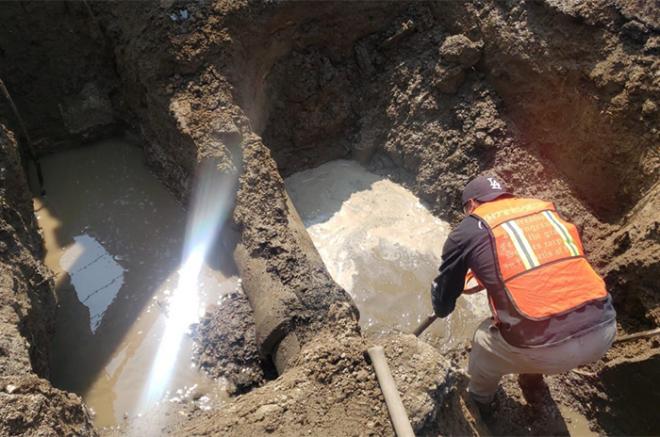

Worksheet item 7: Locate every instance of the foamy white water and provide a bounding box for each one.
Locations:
[286,159,489,348]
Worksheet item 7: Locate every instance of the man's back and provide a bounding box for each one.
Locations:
[433,177,618,408]
[433,196,616,348]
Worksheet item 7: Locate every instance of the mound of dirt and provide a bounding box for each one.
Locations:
[175,302,474,436]
[192,290,270,395]
[0,374,96,437]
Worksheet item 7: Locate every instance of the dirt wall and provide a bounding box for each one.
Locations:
[91,0,402,370]
[254,1,659,332]
[0,1,119,153]
[90,1,658,433]
[0,124,96,436]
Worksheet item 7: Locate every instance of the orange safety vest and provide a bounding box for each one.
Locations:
[472,197,608,320]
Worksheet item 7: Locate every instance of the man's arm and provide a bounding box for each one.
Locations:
[431,232,469,318]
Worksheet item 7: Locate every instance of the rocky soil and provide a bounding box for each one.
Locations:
[0,2,118,152]
[0,0,657,436]
[175,302,478,437]
[191,290,271,395]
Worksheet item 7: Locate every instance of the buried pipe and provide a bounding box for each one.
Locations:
[367,345,415,437]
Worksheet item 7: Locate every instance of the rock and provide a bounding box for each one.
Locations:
[622,20,648,43]
[433,65,466,94]
[0,375,95,436]
[642,99,657,115]
[439,34,482,67]
[475,131,495,148]
[208,115,242,145]
[254,404,283,421]
[356,369,370,382]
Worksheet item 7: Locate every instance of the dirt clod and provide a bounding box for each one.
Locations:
[192,290,268,395]
[439,34,482,67]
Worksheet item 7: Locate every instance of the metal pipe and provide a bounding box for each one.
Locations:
[367,345,415,437]
[0,78,33,145]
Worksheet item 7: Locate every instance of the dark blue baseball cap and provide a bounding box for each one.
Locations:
[461,175,511,206]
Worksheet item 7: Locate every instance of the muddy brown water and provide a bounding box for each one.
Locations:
[285,160,490,350]
[35,139,237,428]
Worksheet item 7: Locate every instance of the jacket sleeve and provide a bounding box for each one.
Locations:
[431,231,469,318]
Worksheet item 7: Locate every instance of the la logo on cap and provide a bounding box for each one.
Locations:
[487,177,502,190]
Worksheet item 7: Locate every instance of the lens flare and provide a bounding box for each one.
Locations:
[139,159,237,410]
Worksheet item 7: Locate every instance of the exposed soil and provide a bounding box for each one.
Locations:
[173,303,476,437]
[0,126,96,435]
[0,2,119,152]
[191,289,271,395]
[0,0,658,436]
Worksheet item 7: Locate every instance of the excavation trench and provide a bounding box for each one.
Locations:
[0,1,658,436]
[35,138,238,427]
[33,139,490,428]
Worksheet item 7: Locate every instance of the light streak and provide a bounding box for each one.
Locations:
[139,158,237,410]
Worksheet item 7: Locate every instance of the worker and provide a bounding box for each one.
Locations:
[431,175,616,415]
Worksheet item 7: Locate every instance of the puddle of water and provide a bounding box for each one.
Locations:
[35,138,236,427]
[285,160,490,350]
[559,406,598,437]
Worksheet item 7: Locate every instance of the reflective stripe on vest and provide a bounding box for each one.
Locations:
[473,197,608,320]
[542,210,580,257]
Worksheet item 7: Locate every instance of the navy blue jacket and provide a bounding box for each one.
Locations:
[431,214,616,348]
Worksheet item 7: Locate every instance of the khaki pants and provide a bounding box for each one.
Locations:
[467,318,616,404]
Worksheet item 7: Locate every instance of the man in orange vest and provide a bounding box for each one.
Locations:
[431,175,616,413]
